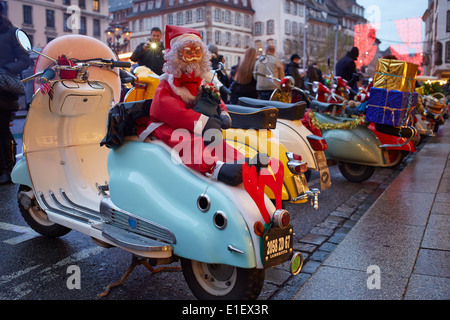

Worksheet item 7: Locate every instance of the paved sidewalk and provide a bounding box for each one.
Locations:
[291,121,450,300]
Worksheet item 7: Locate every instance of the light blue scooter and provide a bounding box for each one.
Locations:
[11,30,302,299]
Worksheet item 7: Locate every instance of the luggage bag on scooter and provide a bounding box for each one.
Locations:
[100,99,152,149]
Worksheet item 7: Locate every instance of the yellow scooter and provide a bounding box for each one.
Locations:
[123,66,320,208]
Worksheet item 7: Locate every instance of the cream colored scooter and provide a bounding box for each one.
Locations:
[11,30,303,300]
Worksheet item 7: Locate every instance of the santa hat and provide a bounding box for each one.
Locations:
[165,25,201,51]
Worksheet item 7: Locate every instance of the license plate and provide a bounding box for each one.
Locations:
[293,173,309,195]
[262,226,293,268]
[315,151,331,191]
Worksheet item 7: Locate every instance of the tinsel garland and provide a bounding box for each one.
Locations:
[309,111,366,130]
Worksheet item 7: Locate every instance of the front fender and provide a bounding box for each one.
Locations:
[107,140,270,269]
[11,157,32,188]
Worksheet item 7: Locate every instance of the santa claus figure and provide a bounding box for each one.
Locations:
[137,25,244,186]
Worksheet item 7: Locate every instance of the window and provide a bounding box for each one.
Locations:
[46,9,55,28]
[291,2,296,15]
[447,10,450,32]
[446,42,450,63]
[196,8,204,22]
[186,11,192,23]
[167,14,173,25]
[225,11,231,24]
[79,16,86,34]
[0,1,7,17]
[244,14,250,27]
[214,9,221,22]
[23,5,33,25]
[93,19,100,36]
[215,30,221,44]
[284,1,290,13]
[284,20,291,35]
[63,0,71,5]
[244,35,250,48]
[267,20,274,35]
[177,12,183,25]
[79,0,86,9]
[235,34,241,47]
[235,13,241,26]
[254,22,263,36]
[93,0,99,12]
[63,13,72,32]
[225,32,231,46]
[435,42,443,65]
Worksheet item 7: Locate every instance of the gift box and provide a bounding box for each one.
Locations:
[366,87,418,126]
[373,59,418,92]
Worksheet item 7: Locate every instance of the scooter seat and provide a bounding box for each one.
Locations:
[309,99,344,114]
[238,97,306,121]
[226,104,279,129]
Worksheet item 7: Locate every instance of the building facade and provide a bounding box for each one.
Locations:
[422,0,450,79]
[116,0,254,69]
[1,0,110,50]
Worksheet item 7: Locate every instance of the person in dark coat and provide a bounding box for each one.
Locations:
[130,27,165,75]
[0,4,32,184]
[335,46,359,88]
[284,53,303,88]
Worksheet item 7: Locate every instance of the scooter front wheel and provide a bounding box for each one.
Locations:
[18,185,71,238]
[180,258,264,300]
[338,162,375,183]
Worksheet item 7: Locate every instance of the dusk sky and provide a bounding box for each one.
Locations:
[357,0,428,51]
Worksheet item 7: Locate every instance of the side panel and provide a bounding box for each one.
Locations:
[107,140,270,269]
[275,120,318,171]
[323,126,386,165]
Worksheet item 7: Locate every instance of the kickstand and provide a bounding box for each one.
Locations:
[98,255,181,298]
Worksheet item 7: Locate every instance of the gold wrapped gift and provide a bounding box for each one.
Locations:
[373,59,418,92]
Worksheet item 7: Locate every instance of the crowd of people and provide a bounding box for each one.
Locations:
[129,27,358,105]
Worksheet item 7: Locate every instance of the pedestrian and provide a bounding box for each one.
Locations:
[229,47,258,104]
[284,53,303,88]
[313,62,324,84]
[254,44,284,100]
[335,46,359,89]
[130,27,165,75]
[208,43,230,102]
[0,4,32,184]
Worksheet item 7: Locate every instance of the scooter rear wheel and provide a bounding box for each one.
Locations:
[180,258,264,300]
[338,162,375,183]
[18,185,71,238]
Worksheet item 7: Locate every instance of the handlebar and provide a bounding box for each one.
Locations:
[110,60,132,68]
[40,68,56,83]
[22,58,130,84]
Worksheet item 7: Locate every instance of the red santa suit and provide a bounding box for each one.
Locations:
[137,25,244,181]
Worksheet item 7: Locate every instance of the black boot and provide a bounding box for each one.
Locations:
[213,162,243,186]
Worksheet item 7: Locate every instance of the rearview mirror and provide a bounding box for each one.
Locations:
[16,29,32,52]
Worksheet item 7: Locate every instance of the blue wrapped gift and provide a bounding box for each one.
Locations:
[366,87,417,126]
